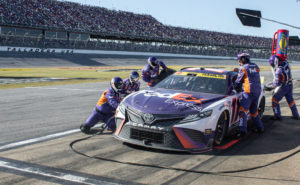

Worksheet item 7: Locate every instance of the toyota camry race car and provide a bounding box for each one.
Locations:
[113,67,265,153]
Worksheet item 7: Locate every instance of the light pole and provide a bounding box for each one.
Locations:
[23,32,29,44]
[5,31,12,45]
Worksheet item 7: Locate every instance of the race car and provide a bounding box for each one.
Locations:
[113,67,265,153]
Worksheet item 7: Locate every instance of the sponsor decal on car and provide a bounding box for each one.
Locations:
[205,129,212,135]
[143,113,155,124]
[142,91,204,111]
[172,93,207,104]
[165,99,203,112]
[143,91,180,98]
[126,122,168,131]
[175,72,226,79]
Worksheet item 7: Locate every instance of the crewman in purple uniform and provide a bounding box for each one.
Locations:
[122,71,140,95]
[142,57,168,87]
[269,55,299,120]
[80,77,123,134]
[234,52,264,137]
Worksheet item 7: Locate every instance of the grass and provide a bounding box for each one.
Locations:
[0,67,136,89]
[1,65,300,89]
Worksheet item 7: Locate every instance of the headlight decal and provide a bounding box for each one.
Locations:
[119,103,126,115]
[180,109,213,123]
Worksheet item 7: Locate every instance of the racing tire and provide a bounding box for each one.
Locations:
[156,68,176,84]
[258,97,265,118]
[214,112,229,145]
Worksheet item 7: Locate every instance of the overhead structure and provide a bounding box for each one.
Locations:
[236,8,261,27]
[236,8,300,45]
[236,8,300,30]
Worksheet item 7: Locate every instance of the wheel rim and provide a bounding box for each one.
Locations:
[258,99,265,117]
[215,113,226,144]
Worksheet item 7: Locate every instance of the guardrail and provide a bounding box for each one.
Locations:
[0,46,270,62]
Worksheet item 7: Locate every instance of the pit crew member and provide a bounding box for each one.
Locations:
[80,77,124,134]
[122,71,140,95]
[268,55,299,120]
[234,52,264,137]
[142,56,168,87]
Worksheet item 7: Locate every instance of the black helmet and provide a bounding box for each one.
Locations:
[111,77,123,92]
[269,55,281,68]
[237,52,250,64]
[130,71,139,83]
[148,56,158,68]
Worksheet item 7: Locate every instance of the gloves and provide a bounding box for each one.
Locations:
[120,93,127,99]
[147,79,155,87]
[264,82,274,91]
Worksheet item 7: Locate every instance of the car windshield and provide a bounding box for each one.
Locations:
[155,74,228,95]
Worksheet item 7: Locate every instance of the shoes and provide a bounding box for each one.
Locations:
[270,116,282,121]
[236,131,247,139]
[252,127,264,134]
[107,126,116,133]
[291,116,300,120]
[80,124,90,134]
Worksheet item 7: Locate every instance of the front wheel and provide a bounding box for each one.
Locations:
[214,112,228,145]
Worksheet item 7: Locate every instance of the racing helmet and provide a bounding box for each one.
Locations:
[269,55,281,68]
[237,52,250,64]
[111,77,123,92]
[148,56,158,68]
[130,71,139,83]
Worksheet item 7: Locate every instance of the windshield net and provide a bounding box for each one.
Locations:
[155,74,227,95]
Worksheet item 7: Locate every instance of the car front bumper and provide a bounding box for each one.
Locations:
[113,117,215,153]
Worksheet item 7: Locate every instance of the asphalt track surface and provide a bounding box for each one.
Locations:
[2,51,295,68]
[1,54,300,184]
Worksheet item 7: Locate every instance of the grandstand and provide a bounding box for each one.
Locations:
[0,0,299,60]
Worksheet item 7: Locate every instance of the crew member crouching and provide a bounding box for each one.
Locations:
[80,77,124,134]
[122,71,140,95]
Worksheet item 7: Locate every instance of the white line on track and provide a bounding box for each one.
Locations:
[0,129,79,151]
[25,86,100,91]
[0,160,120,185]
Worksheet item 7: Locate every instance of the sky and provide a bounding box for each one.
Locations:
[63,0,300,38]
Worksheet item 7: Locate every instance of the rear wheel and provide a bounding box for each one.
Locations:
[214,112,228,145]
[258,97,265,118]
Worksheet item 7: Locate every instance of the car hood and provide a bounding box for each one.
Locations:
[123,88,226,115]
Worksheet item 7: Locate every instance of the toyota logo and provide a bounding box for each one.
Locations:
[143,113,154,124]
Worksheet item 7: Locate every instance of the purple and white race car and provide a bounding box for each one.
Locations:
[113,67,265,153]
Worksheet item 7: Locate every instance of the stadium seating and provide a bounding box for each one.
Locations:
[0,0,273,48]
[0,0,299,60]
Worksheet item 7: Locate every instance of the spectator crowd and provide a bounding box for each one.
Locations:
[0,0,299,61]
[0,0,274,48]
